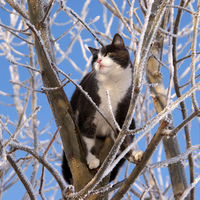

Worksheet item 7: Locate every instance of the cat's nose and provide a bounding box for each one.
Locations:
[97,59,102,64]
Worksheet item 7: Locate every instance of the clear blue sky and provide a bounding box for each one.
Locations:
[1,0,200,199]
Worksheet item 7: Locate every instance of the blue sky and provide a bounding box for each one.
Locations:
[1,0,200,199]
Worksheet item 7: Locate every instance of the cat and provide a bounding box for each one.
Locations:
[62,33,143,184]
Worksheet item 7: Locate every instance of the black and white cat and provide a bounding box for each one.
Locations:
[62,33,143,184]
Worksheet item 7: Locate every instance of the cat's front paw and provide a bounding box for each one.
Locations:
[132,150,144,163]
[87,154,100,169]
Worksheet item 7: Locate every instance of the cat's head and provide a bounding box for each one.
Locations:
[88,34,131,75]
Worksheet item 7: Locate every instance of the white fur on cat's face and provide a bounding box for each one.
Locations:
[94,52,117,75]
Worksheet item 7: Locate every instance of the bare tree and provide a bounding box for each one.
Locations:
[0,0,200,199]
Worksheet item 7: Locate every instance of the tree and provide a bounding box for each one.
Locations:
[0,0,200,199]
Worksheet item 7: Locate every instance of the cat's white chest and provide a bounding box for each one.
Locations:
[94,66,132,138]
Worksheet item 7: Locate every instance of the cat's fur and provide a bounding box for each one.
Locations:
[62,33,143,184]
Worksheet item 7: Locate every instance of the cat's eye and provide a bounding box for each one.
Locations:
[105,52,111,56]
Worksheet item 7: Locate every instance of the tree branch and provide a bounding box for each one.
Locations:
[190,0,200,111]
[7,154,37,200]
[9,142,67,192]
[60,1,104,47]
[111,120,169,200]
[4,0,29,20]
[172,1,194,199]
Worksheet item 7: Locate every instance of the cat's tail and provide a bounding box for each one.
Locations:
[61,151,72,184]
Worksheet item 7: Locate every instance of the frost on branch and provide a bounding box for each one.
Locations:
[1,0,200,200]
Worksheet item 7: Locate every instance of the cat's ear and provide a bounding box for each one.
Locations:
[88,47,98,56]
[112,33,125,49]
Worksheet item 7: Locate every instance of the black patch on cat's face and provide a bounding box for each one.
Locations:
[102,34,130,68]
[88,47,99,68]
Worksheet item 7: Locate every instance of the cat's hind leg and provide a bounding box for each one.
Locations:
[83,136,100,169]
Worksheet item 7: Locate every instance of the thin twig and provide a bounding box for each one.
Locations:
[190,1,200,111]
[110,0,133,35]
[4,107,41,147]
[38,166,46,200]
[143,144,200,173]
[106,90,121,132]
[150,171,164,200]
[7,154,37,200]
[9,142,67,191]
[166,0,174,107]
[166,4,195,15]
[41,81,70,91]
[4,0,29,20]
[0,22,33,44]
[87,179,125,196]
[54,21,79,42]
[159,27,181,38]
[176,51,200,63]
[41,0,56,23]
[129,7,143,28]
[98,0,141,33]
[9,80,43,93]
[151,52,169,69]
[179,175,200,200]
[179,73,200,89]
[172,1,195,199]
[38,118,54,135]
[60,0,104,46]
[9,60,41,73]
[16,80,31,138]
[25,20,60,83]
[42,126,61,157]
[167,110,200,138]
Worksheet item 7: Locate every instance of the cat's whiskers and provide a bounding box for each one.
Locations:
[81,69,96,86]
